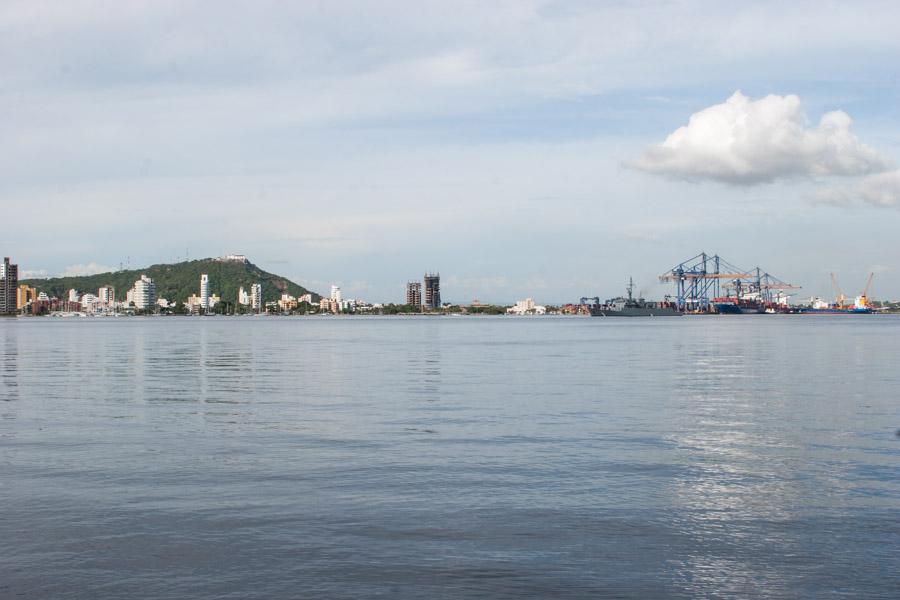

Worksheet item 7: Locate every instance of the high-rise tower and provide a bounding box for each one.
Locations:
[251,283,262,312]
[406,281,422,308]
[200,274,209,312]
[132,275,156,310]
[0,257,18,315]
[423,273,441,310]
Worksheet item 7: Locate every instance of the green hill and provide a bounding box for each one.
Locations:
[21,258,319,305]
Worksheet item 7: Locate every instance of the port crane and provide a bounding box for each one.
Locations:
[859,273,875,308]
[829,272,875,309]
[830,273,846,309]
[660,252,800,311]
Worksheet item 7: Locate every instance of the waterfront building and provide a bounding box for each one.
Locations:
[32,293,50,315]
[17,284,37,310]
[238,287,250,306]
[208,294,221,309]
[424,273,441,310]
[319,297,339,313]
[81,293,98,313]
[184,294,202,315]
[0,257,18,315]
[507,298,546,315]
[298,293,312,304]
[278,293,298,311]
[330,285,342,303]
[98,286,115,305]
[406,281,422,308]
[131,275,156,310]
[200,274,209,312]
[68,289,80,303]
[251,283,262,312]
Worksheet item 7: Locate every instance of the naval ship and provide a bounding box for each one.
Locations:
[588,278,682,317]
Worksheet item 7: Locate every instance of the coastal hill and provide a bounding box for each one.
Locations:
[21,257,319,305]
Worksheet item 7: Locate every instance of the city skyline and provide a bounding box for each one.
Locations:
[3,2,900,303]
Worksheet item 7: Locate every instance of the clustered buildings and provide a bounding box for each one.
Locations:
[3,256,271,316]
[3,255,555,317]
[312,285,374,314]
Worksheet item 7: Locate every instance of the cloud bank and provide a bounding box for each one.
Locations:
[814,170,900,208]
[632,91,888,184]
[62,262,115,277]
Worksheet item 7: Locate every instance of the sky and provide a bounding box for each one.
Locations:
[4,0,900,303]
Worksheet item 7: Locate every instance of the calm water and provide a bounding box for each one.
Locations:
[2,316,899,599]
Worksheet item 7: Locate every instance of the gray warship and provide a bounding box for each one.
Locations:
[585,278,681,317]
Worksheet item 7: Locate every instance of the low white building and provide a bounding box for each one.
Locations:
[507,298,546,315]
[81,293,98,312]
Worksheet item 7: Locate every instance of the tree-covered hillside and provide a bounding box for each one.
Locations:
[21,258,319,305]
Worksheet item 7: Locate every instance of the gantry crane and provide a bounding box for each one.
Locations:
[660,252,800,311]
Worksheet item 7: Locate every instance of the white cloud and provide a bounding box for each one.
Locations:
[858,170,900,207]
[21,269,48,279]
[813,169,900,208]
[631,91,889,184]
[62,262,115,276]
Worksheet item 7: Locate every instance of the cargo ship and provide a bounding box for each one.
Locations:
[588,279,681,317]
[796,273,876,314]
[712,297,763,314]
[796,295,873,314]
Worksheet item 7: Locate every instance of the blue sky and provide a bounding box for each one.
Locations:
[4,1,900,303]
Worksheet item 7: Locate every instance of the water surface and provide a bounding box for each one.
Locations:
[2,316,899,598]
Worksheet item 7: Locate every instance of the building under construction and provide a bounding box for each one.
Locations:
[424,273,441,310]
[406,281,422,308]
[660,252,800,313]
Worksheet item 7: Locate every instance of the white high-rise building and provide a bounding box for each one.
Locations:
[98,286,114,305]
[330,285,342,303]
[132,275,156,310]
[68,289,80,302]
[251,283,262,312]
[200,274,209,312]
[238,286,250,306]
